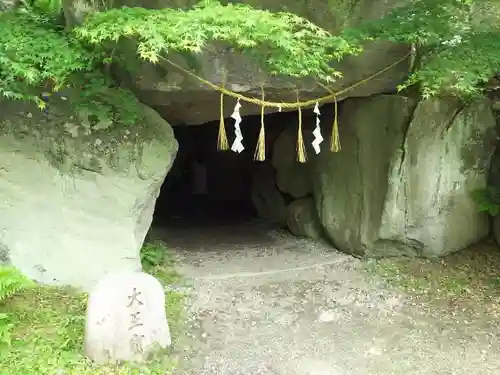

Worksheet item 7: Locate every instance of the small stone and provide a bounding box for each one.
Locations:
[318,310,336,323]
[84,271,172,365]
[366,346,383,356]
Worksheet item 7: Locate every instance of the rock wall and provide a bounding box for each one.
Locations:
[377,98,495,257]
[251,163,288,225]
[0,98,177,290]
[267,94,497,257]
[313,95,417,254]
[484,111,500,246]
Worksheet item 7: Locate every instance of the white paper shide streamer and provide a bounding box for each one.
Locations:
[312,102,323,154]
[231,99,244,153]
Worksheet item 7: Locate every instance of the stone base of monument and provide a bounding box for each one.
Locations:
[84,271,172,365]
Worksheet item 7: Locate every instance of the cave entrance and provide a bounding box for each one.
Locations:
[150,109,303,234]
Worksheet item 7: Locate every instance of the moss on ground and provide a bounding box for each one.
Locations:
[363,239,500,319]
[0,241,185,375]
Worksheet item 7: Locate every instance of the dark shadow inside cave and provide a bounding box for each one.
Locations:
[150,109,304,230]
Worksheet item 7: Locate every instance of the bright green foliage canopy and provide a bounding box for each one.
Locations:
[0,11,94,104]
[0,7,143,124]
[351,0,500,97]
[0,0,499,119]
[76,2,362,83]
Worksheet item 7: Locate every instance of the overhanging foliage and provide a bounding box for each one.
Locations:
[75,1,362,83]
[350,0,500,97]
[0,0,499,118]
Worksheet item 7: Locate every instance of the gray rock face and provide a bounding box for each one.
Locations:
[493,215,500,247]
[0,99,178,290]
[272,126,314,199]
[84,271,171,364]
[378,98,496,257]
[0,0,17,10]
[313,95,496,257]
[286,198,323,240]
[488,145,500,246]
[251,164,287,225]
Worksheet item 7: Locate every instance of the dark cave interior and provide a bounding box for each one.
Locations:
[151,110,298,228]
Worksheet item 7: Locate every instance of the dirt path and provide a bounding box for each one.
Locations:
[150,219,500,375]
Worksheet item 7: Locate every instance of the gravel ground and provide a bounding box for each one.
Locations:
[149,218,500,375]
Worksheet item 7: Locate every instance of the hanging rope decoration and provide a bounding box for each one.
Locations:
[330,96,341,152]
[296,92,307,163]
[312,102,323,154]
[217,91,229,151]
[159,50,412,162]
[230,99,244,153]
[254,85,266,161]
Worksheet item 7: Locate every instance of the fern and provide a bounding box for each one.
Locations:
[470,186,500,216]
[0,266,35,303]
[0,267,34,350]
[140,242,168,272]
[0,313,14,349]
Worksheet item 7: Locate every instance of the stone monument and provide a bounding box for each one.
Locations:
[84,271,172,364]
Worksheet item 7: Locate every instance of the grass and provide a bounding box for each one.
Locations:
[363,239,500,319]
[0,241,186,375]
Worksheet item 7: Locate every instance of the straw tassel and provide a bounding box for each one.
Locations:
[330,96,341,152]
[217,92,229,151]
[254,86,266,161]
[296,92,306,163]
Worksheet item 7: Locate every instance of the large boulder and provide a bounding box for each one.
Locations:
[272,119,315,199]
[67,0,411,125]
[493,215,500,247]
[251,163,287,225]
[0,98,177,290]
[486,139,500,247]
[313,94,496,257]
[286,198,323,240]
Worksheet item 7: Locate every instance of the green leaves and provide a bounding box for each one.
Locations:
[471,186,500,216]
[0,313,14,350]
[68,71,144,127]
[31,0,63,16]
[1,0,500,122]
[350,0,472,45]
[0,266,35,303]
[0,8,141,124]
[74,1,362,83]
[0,11,95,106]
[405,30,500,98]
[348,0,500,97]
